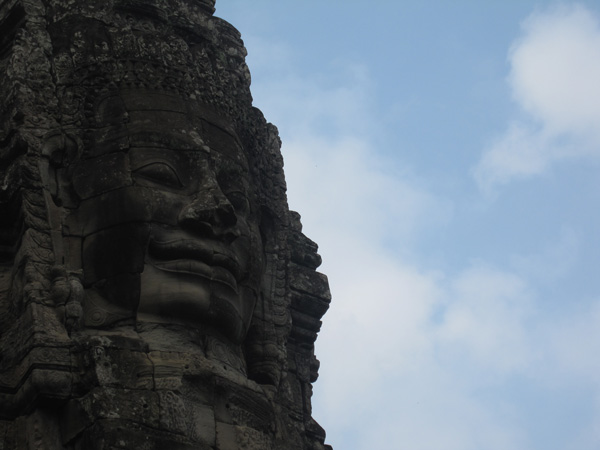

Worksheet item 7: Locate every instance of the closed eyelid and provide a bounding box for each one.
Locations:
[133,161,183,188]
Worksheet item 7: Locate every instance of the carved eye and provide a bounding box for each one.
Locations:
[218,171,250,214]
[134,162,182,188]
[225,190,249,214]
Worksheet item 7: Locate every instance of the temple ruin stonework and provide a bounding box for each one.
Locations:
[0,1,332,448]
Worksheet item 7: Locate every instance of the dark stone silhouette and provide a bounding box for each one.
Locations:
[0,1,331,448]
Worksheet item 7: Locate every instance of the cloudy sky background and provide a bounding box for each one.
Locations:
[216,2,600,449]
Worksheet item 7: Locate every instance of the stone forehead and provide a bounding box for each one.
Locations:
[85,89,248,165]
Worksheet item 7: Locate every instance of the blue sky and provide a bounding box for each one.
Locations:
[216,2,600,449]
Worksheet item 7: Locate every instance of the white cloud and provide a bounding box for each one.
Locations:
[474,122,561,189]
[437,264,537,374]
[474,4,600,191]
[283,135,443,252]
[510,4,600,137]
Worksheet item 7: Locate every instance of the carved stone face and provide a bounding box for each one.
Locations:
[65,90,262,343]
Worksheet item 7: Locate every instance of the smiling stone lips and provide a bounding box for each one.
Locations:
[147,235,242,293]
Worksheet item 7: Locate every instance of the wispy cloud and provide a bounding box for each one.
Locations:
[474,4,600,191]
[510,227,580,283]
[437,264,536,374]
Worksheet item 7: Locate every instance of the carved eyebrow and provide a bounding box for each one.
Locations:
[217,167,248,189]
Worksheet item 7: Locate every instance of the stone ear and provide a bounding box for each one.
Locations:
[0,3,25,59]
[41,131,80,167]
[39,131,82,207]
[0,190,22,271]
[0,133,27,268]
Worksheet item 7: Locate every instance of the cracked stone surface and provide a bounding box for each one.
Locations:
[0,1,332,448]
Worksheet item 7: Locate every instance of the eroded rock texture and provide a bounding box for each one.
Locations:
[0,1,332,448]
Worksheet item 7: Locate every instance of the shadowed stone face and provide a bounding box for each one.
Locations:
[67,90,263,343]
[0,2,331,448]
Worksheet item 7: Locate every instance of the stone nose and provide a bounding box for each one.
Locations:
[178,187,238,237]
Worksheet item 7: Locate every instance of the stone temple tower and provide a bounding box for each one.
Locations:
[0,0,332,448]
